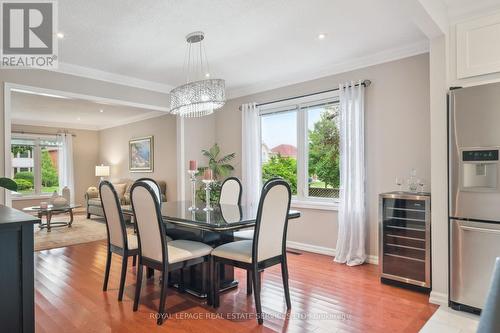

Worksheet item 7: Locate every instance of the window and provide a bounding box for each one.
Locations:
[260,91,340,205]
[11,135,62,197]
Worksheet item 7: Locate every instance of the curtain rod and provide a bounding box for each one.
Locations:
[12,130,77,137]
[238,79,371,110]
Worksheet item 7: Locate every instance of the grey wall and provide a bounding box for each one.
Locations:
[99,114,177,201]
[215,54,431,257]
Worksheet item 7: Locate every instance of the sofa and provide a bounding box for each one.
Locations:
[85,179,167,219]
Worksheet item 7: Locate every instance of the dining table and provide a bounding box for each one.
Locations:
[122,200,301,298]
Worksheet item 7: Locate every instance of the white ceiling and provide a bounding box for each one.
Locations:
[56,0,431,98]
[443,0,500,21]
[11,91,166,130]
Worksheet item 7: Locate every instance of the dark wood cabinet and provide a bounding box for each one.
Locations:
[379,192,431,290]
[0,205,39,333]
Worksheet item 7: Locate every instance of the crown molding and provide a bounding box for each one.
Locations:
[226,40,430,99]
[12,110,170,132]
[45,62,173,94]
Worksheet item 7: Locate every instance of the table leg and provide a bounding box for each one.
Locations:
[68,209,74,227]
[47,211,52,232]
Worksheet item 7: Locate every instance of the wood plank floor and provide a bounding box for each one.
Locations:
[34,241,437,333]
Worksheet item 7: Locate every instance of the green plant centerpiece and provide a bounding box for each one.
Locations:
[196,143,235,204]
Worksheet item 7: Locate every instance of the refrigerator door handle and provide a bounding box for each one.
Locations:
[459,224,500,235]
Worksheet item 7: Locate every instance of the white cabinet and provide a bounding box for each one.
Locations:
[456,12,500,79]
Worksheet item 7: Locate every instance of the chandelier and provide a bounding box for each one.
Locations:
[169,31,226,118]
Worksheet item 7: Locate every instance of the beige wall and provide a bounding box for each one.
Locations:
[99,114,177,201]
[215,54,431,257]
[10,124,100,209]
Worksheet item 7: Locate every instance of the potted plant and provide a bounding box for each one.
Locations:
[0,177,18,192]
[197,143,235,204]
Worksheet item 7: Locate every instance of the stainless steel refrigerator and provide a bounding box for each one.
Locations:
[449,82,500,313]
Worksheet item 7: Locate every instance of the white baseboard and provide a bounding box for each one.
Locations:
[286,241,379,265]
[429,291,448,306]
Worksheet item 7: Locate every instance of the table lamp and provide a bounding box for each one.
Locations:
[95,164,110,182]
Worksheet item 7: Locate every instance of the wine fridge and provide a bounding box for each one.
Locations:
[379,192,431,289]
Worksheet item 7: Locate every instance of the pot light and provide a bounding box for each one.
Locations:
[56,32,65,39]
[99,109,104,113]
[76,117,81,121]
[317,33,326,40]
[205,73,210,78]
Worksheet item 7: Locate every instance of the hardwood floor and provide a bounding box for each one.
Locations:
[34,241,437,333]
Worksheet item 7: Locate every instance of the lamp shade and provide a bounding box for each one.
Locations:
[95,165,110,177]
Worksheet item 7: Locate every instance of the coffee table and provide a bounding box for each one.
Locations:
[23,204,81,232]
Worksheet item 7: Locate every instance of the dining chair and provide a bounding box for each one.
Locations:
[211,178,292,324]
[136,177,162,202]
[100,181,139,301]
[130,181,213,325]
[219,177,242,205]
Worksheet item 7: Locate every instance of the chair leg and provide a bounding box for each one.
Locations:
[133,264,143,311]
[179,269,185,293]
[207,257,213,306]
[252,268,263,325]
[118,254,128,301]
[247,269,252,295]
[281,258,291,309]
[102,250,112,291]
[213,260,220,308]
[147,267,154,279]
[157,270,168,325]
[132,255,137,267]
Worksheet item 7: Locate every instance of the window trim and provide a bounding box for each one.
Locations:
[11,133,61,198]
[259,90,340,208]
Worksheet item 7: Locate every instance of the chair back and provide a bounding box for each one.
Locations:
[99,181,128,249]
[136,178,162,203]
[477,257,500,333]
[130,182,167,263]
[219,177,242,205]
[253,179,291,262]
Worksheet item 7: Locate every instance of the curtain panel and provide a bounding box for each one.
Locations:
[334,81,367,266]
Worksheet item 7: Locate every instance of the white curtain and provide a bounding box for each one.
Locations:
[58,133,75,204]
[241,103,262,209]
[334,81,366,266]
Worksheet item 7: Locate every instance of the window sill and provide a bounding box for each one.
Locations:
[291,199,339,211]
[11,194,53,201]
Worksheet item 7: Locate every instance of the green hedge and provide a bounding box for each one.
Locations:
[15,179,33,191]
[14,171,34,183]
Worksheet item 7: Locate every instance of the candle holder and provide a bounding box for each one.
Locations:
[202,179,214,211]
[188,170,198,211]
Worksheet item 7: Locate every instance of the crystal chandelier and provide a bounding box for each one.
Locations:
[169,32,225,118]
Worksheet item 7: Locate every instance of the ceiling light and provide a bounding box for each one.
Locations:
[56,32,65,39]
[317,33,326,40]
[76,117,81,121]
[169,31,225,118]
[99,109,104,113]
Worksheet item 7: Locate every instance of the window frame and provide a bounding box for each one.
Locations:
[259,90,340,210]
[11,133,61,199]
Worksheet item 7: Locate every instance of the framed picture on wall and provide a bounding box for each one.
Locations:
[129,136,154,172]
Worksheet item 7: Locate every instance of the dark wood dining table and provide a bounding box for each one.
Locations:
[122,201,301,298]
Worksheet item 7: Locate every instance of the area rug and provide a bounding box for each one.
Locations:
[34,214,108,251]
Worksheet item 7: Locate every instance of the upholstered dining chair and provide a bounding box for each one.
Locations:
[130,181,213,325]
[211,178,292,324]
[100,181,139,301]
[219,177,242,205]
[136,177,162,203]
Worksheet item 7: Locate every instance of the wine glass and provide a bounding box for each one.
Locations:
[417,179,425,193]
[395,177,403,192]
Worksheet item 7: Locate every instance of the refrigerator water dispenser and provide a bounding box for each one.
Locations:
[461,149,499,191]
